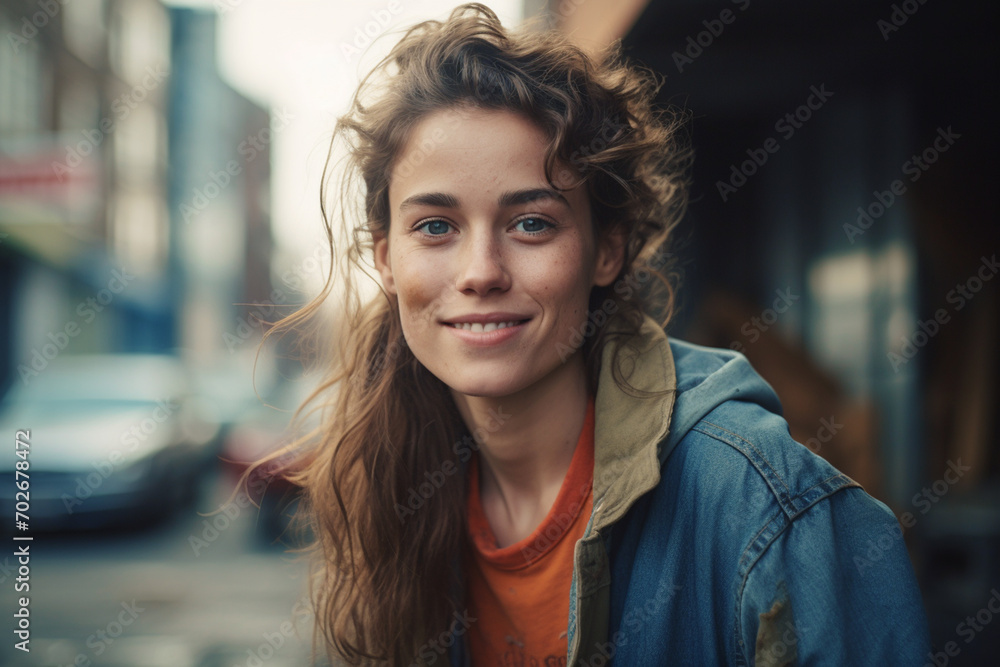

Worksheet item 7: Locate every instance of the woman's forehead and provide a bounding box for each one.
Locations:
[388,107,584,206]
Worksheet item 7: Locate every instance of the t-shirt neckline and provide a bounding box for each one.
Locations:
[466,393,596,569]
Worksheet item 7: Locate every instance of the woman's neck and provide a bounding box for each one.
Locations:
[451,354,591,547]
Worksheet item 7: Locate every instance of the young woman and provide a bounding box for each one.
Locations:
[261,4,931,665]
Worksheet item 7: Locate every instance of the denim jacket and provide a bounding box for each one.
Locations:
[446,313,930,666]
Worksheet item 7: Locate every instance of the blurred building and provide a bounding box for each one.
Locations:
[0,0,273,395]
[0,0,173,393]
[168,7,273,368]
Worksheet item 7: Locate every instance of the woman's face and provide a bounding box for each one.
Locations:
[374,106,622,399]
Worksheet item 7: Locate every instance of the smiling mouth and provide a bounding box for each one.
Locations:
[445,319,529,332]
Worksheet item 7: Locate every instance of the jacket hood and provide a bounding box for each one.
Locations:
[661,336,785,464]
[589,313,784,532]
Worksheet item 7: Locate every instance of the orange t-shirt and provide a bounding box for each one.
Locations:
[463,394,595,666]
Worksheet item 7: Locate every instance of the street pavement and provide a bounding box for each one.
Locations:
[1,470,324,667]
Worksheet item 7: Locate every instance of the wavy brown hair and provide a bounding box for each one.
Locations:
[249,3,691,665]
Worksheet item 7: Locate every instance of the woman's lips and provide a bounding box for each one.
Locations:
[442,319,529,346]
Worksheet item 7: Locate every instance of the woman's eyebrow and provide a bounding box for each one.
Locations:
[498,187,570,209]
[399,192,460,212]
[398,187,570,214]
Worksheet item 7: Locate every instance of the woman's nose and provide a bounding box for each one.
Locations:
[455,229,511,295]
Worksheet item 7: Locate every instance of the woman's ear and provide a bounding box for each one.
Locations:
[593,227,626,287]
[373,233,397,295]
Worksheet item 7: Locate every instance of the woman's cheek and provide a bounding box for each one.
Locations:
[395,269,447,340]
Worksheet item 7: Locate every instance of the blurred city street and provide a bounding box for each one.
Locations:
[0,0,996,664]
[0,469,319,667]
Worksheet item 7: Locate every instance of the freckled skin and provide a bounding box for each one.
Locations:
[373,107,622,402]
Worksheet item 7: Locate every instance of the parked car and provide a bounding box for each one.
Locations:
[0,354,220,532]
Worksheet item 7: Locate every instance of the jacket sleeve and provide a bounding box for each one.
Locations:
[737,485,931,666]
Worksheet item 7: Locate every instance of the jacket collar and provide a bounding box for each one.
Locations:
[563,312,678,666]
[590,312,678,532]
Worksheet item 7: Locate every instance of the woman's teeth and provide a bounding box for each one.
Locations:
[450,321,523,332]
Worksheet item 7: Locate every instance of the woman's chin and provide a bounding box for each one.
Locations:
[445,376,523,401]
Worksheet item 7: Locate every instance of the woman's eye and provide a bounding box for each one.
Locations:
[514,217,553,235]
[415,219,452,236]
